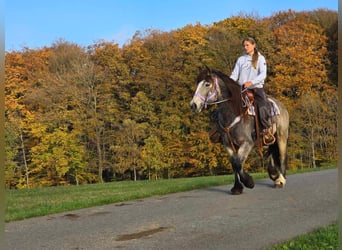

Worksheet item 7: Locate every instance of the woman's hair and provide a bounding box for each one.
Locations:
[242,37,258,69]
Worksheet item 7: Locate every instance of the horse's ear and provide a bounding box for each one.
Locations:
[197,66,210,75]
[203,64,211,75]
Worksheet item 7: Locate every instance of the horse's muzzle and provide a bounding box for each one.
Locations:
[190,101,202,113]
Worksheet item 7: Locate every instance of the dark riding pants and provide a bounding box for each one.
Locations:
[253,88,271,130]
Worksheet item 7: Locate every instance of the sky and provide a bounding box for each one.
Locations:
[5,0,338,51]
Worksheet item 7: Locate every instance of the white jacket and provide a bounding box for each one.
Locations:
[230,52,267,89]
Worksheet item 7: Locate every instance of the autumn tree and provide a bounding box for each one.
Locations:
[269,18,330,100]
[5,49,51,188]
[173,23,211,77]
[25,41,97,185]
[141,135,166,180]
[113,119,148,181]
[206,16,255,72]
[5,51,30,188]
[81,41,131,182]
[29,124,88,186]
[268,13,336,167]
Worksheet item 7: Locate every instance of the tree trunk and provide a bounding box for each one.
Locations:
[19,129,29,188]
[310,126,316,168]
[96,133,103,182]
[133,167,137,181]
[75,170,79,186]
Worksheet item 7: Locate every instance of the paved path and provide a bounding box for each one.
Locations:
[5,169,338,250]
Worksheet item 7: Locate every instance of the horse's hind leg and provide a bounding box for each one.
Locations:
[268,135,287,188]
[278,137,287,175]
[275,136,287,188]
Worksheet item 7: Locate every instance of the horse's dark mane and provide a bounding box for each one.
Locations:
[198,69,243,116]
[211,70,241,93]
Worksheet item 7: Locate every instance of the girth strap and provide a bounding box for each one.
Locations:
[220,116,241,153]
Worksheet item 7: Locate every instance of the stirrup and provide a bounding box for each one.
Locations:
[263,129,275,145]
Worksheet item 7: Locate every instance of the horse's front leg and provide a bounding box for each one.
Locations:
[227,141,254,195]
[230,156,244,195]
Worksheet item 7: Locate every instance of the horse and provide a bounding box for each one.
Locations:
[190,69,289,194]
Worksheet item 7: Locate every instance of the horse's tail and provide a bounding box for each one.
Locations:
[265,143,280,167]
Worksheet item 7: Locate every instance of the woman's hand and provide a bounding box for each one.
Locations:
[243,81,253,88]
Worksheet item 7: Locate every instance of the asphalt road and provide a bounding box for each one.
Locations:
[5,169,338,250]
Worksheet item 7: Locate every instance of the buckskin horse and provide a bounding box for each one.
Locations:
[190,69,289,194]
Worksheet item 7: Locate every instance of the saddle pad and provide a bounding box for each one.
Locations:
[268,98,280,116]
[247,98,280,116]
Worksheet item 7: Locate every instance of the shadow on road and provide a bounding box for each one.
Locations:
[204,179,276,195]
[255,179,275,188]
[205,187,231,195]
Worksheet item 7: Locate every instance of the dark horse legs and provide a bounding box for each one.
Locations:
[229,142,255,195]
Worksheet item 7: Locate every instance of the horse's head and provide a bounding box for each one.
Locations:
[190,68,243,115]
[190,69,221,113]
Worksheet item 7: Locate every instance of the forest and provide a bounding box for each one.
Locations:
[5,9,338,188]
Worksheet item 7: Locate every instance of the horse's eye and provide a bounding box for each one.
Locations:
[205,82,211,87]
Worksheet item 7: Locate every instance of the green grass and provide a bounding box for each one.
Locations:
[5,166,335,222]
[268,223,338,250]
[5,173,238,222]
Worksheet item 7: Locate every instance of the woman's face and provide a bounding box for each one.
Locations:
[243,41,255,56]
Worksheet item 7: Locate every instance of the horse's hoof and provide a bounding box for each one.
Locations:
[243,181,254,189]
[231,187,243,195]
[274,183,284,188]
[274,174,286,189]
[241,175,255,189]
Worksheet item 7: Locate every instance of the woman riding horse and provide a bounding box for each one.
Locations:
[190,68,289,194]
[230,37,274,144]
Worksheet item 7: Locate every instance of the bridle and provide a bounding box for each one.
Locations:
[194,76,230,109]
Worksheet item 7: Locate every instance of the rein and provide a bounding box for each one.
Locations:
[206,98,231,106]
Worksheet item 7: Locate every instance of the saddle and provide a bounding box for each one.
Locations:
[241,89,280,117]
[241,89,277,145]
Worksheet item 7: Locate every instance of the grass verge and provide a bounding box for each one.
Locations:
[5,166,335,222]
[268,223,338,250]
[6,173,236,222]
